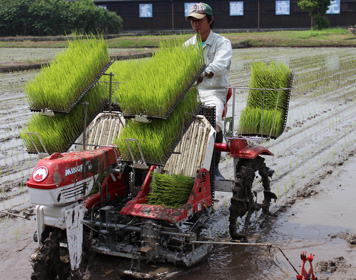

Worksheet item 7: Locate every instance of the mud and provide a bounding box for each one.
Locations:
[1,47,356,279]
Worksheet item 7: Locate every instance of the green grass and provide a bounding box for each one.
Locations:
[283,27,350,39]
[25,34,110,112]
[1,28,355,49]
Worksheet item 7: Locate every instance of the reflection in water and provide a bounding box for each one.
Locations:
[180,245,292,280]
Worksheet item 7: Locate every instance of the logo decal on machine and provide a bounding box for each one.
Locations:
[65,164,83,176]
[33,166,49,182]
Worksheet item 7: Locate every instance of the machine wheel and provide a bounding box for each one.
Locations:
[31,229,93,280]
[229,156,276,240]
[31,230,70,280]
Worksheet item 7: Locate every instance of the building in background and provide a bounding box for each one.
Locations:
[93,0,356,31]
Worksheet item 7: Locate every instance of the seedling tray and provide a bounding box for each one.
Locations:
[120,103,203,166]
[30,60,114,115]
[121,65,206,122]
[239,73,293,140]
[27,99,110,155]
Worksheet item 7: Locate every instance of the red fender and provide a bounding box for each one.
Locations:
[214,138,273,159]
[84,171,127,209]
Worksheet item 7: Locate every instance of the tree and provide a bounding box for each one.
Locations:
[70,0,123,34]
[0,0,123,36]
[298,0,331,30]
[0,0,32,36]
[29,0,71,35]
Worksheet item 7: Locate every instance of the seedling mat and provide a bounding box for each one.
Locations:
[121,65,206,121]
[27,98,110,154]
[238,73,293,140]
[30,60,114,114]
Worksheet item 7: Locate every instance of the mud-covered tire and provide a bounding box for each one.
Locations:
[31,230,70,280]
[229,156,275,240]
[31,229,94,280]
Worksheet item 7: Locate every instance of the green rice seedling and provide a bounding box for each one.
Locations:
[239,107,283,137]
[103,37,204,118]
[248,61,291,109]
[25,35,110,112]
[15,225,21,241]
[116,87,200,164]
[20,83,108,154]
[148,172,195,208]
[239,61,291,138]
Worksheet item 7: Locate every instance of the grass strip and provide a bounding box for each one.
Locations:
[115,87,200,164]
[103,37,204,118]
[25,34,110,112]
[20,83,108,154]
[148,172,195,208]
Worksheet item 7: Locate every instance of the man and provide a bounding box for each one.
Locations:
[185,2,232,180]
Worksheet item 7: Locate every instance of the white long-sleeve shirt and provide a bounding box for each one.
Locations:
[185,30,232,100]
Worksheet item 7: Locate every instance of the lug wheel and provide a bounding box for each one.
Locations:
[229,156,276,240]
[31,230,70,280]
[31,229,93,280]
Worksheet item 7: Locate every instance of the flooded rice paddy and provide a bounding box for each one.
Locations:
[1,47,356,279]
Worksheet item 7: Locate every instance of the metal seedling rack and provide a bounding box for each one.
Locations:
[26,99,111,155]
[121,104,204,168]
[225,73,293,140]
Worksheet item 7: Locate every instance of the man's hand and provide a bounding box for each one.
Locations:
[196,71,214,86]
[205,71,214,78]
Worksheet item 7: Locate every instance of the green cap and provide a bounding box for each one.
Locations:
[185,3,213,21]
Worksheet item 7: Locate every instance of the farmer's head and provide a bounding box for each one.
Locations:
[186,3,214,39]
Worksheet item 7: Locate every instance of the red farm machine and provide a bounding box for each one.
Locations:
[25,62,293,279]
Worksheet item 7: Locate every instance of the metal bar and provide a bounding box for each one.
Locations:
[191,240,272,246]
[83,221,141,233]
[232,87,236,136]
[109,72,113,113]
[261,89,265,137]
[82,102,89,151]
[84,220,193,238]
[27,132,49,158]
[126,138,148,169]
[270,88,281,137]
[0,210,30,220]
[230,86,295,91]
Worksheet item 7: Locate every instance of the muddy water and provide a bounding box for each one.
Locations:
[1,48,356,279]
[183,157,356,280]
